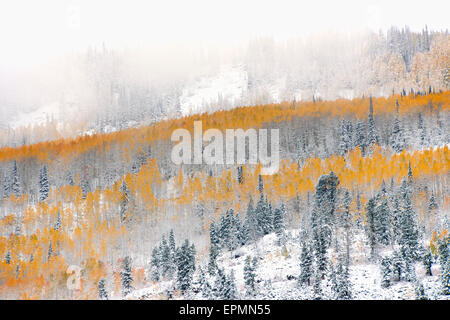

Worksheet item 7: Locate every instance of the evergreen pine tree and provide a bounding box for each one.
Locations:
[335,257,352,300]
[237,166,244,184]
[403,251,417,282]
[258,174,264,193]
[341,189,352,266]
[299,240,313,286]
[346,121,354,150]
[169,229,176,253]
[168,229,177,275]
[415,282,428,300]
[98,279,108,300]
[244,256,256,296]
[245,198,258,242]
[209,222,220,249]
[273,203,286,238]
[150,246,161,281]
[389,177,395,197]
[208,243,219,275]
[312,227,328,279]
[13,221,21,236]
[418,112,428,147]
[5,251,11,264]
[311,172,339,278]
[313,271,322,300]
[255,195,265,238]
[252,257,258,275]
[212,268,237,299]
[11,160,20,197]
[80,177,90,199]
[255,194,272,237]
[237,217,249,246]
[213,268,226,299]
[120,179,129,223]
[407,162,413,182]
[232,213,243,250]
[375,183,391,246]
[131,161,139,175]
[392,250,404,281]
[442,257,450,295]
[338,119,353,155]
[423,250,433,276]
[312,172,339,226]
[366,198,377,259]
[390,115,405,152]
[438,237,449,268]
[339,119,348,155]
[367,97,378,146]
[355,190,363,227]
[54,209,61,231]
[2,174,10,199]
[391,195,401,245]
[219,210,232,250]
[380,256,392,288]
[355,120,366,155]
[66,172,74,186]
[160,235,173,278]
[120,256,133,296]
[226,270,237,300]
[227,210,240,251]
[47,241,53,261]
[176,239,196,294]
[399,179,420,261]
[330,264,338,296]
[39,165,49,202]
[428,191,438,211]
[198,266,212,298]
[265,199,274,235]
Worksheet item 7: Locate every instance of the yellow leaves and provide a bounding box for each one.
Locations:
[73,226,83,241]
[138,145,448,213]
[133,268,146,289]
[281,245,289,259]
[217,170,234,201]
[119,225,127,236]
[0,91,448,164]
[430,231,439,256]
[1,214,15,227]
[104,187,121,206]
[20,292,38,300]
[0,91,448,299]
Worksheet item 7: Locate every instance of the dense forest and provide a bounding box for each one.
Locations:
[1,26,449,147]
[0,90,448,299]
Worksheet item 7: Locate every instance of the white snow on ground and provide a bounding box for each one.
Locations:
[6,64,286,133]
[179,65,248,116]
[123,229,448,300]
[10,102,61,129]
[265,77,286,104]
[179,64,295,116]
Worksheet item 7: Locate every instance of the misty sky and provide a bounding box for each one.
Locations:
[0,0,448,71]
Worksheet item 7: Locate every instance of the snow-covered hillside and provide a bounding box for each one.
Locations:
[10,102,61,130]
[179,65,248,116]
[124,229,448,300]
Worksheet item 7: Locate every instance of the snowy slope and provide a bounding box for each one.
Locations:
[179,65,248,116]
[10,102,61,129]
[124,229,448,300]
[4,64,353,140]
